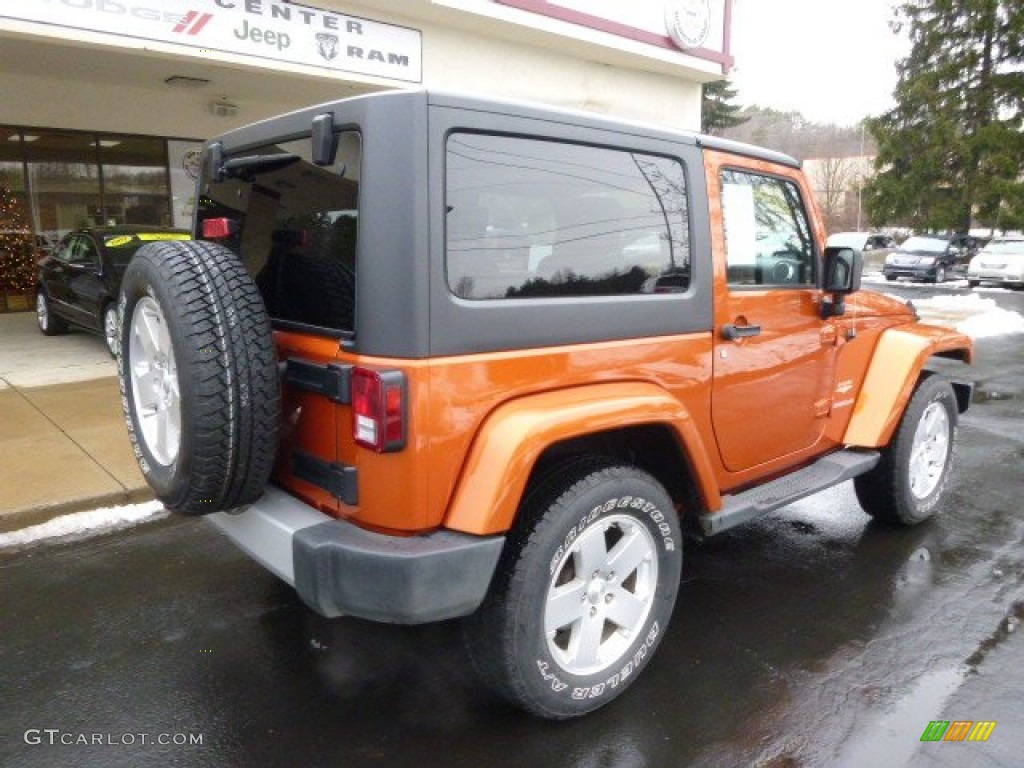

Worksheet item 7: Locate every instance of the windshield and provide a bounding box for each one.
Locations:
[900,236,949,253]
[981,239,1024,256]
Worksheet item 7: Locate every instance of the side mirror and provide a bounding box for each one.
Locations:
[821,246,862,318]
[311,113,338,166]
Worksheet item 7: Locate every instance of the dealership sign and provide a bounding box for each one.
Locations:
[0,0,422,83]
[495,0,732,71]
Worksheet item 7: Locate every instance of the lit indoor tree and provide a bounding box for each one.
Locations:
[0,185,36,303]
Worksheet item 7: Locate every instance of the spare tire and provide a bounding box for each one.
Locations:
[118,240,281,515]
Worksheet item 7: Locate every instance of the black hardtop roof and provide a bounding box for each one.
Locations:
[214,88,800,169]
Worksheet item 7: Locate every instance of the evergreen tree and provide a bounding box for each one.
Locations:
[865,0,1024,232]
[0,186,36,296]
[701,79,748,135]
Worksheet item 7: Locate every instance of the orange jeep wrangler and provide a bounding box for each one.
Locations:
[117,90,973,719]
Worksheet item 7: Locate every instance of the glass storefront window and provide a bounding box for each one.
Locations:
[0,126,194,310]
[25,131,102,242]
[99,135,170,227]
[0,128,39,302]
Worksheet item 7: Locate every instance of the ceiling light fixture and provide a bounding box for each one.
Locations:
[210,99,240,118]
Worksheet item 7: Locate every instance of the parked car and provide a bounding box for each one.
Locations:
[967,236,1024,289]
[827,232,897,270]
[882,233,978,283]
[827,231,897,253]
[36,226,191,355]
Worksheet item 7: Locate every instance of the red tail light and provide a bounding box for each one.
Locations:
[202,217,238,239]
[352,367,406,452]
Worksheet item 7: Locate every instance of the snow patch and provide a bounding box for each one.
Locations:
[0,500,167,550]
[904,293,1024,338]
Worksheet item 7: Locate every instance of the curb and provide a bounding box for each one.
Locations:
[0,488,155,535]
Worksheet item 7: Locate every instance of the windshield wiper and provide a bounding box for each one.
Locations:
[219,153,300,181]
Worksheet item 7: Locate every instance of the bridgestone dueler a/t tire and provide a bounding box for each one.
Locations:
[464,460,683,719]
[853,375,958,526]
[118,240,280,515]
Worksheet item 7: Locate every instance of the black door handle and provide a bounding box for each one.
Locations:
[720,323,762,340]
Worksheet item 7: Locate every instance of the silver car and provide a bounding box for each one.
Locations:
[967,237,1024,289]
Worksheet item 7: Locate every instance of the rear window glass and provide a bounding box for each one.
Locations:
[445,133,691,300]
[197,132,360,334]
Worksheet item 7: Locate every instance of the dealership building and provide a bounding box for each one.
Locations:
[0,0,733,310]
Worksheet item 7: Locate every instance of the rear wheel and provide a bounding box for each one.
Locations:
[967,279,980,289]
[464,461,682,718]
[119,240,280,515]
[854,376,958,526]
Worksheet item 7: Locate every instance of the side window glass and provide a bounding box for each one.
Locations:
[720,169,815,287]
[67,237,96,267]
[76,237,100,268]
[445,133,691,300]
[54,237,73,263]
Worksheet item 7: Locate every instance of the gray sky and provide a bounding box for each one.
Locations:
[729,0,910,126]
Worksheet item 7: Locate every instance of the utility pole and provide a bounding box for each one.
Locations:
[855,121,865,231]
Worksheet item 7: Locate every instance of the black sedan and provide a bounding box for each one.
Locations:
[36,227,191,355]
[882,233,981,283]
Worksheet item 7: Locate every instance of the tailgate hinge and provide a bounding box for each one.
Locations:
[286,359,352,404]
[292,452,359,506]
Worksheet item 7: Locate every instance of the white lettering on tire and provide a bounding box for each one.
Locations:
[546,621,662,703]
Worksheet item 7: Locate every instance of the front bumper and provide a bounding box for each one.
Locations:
[208,486,505,624]
[883,265,939,280]
[968,270,1024,286]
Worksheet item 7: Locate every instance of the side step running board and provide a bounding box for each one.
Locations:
[700,449,880,536]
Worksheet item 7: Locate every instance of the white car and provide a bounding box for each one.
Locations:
[826,231,897,253]
[967,237,1024,289]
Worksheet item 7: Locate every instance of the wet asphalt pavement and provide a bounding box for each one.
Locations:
[2,283,1022,768]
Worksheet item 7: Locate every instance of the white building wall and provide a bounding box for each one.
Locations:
[0,0,713,137]
[422,27,701,128]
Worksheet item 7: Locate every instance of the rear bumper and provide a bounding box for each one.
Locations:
[208,486,505,624]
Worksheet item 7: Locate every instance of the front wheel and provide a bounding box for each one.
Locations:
[102,303,119,357]
[854,375,958,525]
[36,289,68,336]
[932,265,947,283]
[464,461,682,718]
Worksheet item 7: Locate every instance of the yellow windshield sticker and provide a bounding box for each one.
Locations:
[137,233,191,241]
[104,232,191,248]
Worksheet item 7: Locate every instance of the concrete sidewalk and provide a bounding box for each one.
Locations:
[0,312,150,532]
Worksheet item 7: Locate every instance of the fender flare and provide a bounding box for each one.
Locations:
[442,381,720,535]
[843,324,972,448]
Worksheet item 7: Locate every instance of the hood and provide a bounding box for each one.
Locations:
[847,289,917,320]
[895,247,944,256]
